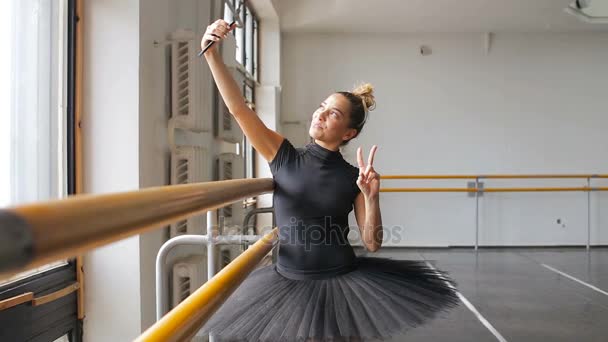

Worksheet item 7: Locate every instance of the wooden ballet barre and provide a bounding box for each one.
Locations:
[381,187,608,192]
[0,178,274,278]
[484,187,608,192]
[137,227,279,342]
[381,174,608,179]
[381,188,478,192]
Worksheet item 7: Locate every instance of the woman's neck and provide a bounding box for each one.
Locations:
[314,139,340,152]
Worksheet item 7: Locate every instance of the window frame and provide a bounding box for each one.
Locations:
[222,0,259,180]
[0,0,81,340]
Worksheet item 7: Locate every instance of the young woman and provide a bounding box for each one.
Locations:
[199,19,458,342]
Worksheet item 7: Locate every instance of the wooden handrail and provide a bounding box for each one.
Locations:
[381,187,608,192]
[0,282,80,311]
[136,227,279,342]
[0,293,34,311]
[382,174,608,179]
[75,0,85,319]
[0,178,274,277]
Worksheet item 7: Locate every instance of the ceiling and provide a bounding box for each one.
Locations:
[272,0,608,33]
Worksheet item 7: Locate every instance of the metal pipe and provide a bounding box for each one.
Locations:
[207,210,217,285]
[587,177,591,250]
[156,208,273,341]
[156,235,208,321]
[142,228,279,342]
[207,210,215,342]
[242,207,274,235]
[157,209,276,322]
[475,177,479,251]
[155,232,264,321]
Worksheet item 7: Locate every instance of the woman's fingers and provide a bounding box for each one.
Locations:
[357,147,365,169]
[204,33,219,41]
[358,167,369,182]
[368,171,379,182]
[209,25,227,39]
[358,145,378,169]
[358,146,381,185]
[367,145,377,166]
[204,20,231,42]
[214,20,235,37]
[213,19,229,30]
[356,174,366,189]
[201,19,237,56]
[364,168,377,183]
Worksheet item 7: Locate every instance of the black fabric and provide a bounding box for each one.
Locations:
[269,139,361,280]
[200,258,458,342]
[200,138,459,341]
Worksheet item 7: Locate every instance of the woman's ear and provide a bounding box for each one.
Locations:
[342,128,358,142]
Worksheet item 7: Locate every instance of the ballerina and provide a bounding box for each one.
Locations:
[199,19,459,342]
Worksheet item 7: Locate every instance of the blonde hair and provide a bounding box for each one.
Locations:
[336,82,377,145]
[351,83,376,113]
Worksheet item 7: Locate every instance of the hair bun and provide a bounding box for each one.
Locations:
[351,83,376,112]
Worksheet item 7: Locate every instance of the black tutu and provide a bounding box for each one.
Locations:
[199,256,459,341]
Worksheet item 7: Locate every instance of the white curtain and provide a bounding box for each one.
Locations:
[7,0,67,206]
[0,0,68,285]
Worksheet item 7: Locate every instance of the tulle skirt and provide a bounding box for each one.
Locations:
[199,257,459,342]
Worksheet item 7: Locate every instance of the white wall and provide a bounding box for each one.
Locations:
[83,0,141,340]
[281,32,608,247]
[85,0,255,337]
[138,0,224,332]
[138,0,174,332]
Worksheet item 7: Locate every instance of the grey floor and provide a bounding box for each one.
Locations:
[357,247,608,342]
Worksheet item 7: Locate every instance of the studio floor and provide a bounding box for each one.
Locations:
[364,247,608,341]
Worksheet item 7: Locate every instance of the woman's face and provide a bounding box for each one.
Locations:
[309,94,357,145]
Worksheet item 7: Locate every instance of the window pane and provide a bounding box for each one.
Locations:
[244,83,253,104]
[0,0,13,207]
[53,334,70,342]
[223,2,233,24]
[0,0,68,285]
[235,1,244,65]
[245,7,253,75]
[8,0,67,206]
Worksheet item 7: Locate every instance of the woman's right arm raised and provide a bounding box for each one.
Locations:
[202,19,284,163]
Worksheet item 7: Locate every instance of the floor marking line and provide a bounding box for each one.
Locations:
[541,263,608,296]
[425,261,508,342]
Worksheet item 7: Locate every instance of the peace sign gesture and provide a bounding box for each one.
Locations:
[356,145,380,199]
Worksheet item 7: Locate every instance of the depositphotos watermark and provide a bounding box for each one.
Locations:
[228,216,406,251]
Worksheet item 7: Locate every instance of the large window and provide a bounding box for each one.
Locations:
[0,0,80,340]
[224,0,258,81]
[223,0,259,180]
[1,0,69,285]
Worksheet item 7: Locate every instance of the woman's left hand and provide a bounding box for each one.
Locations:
[356,145,380,199]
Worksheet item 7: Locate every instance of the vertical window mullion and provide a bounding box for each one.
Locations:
[242,3,246,67]
[67,0,76,196]
[253,18,258,81]
[245,6,253,76]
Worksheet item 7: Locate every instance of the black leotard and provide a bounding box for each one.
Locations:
[269,138,361,280]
